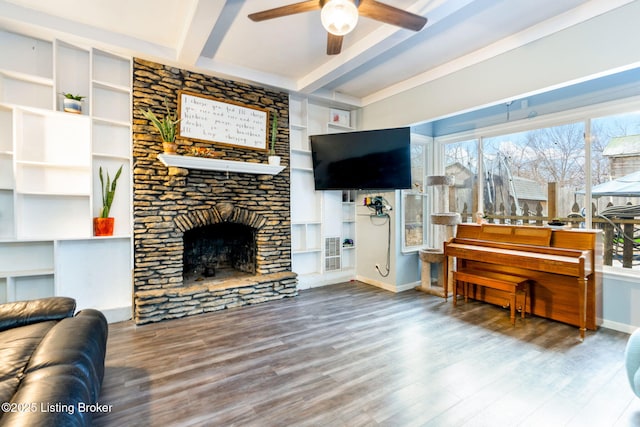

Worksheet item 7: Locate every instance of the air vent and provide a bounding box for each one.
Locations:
[325,237,341,271]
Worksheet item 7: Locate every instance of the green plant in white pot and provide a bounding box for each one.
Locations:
[268,111,280,166]
[94,165,123,237]
[140,99,180,154]
[61,92,85,114]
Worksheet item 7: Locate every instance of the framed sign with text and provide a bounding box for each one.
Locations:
[178,90,269,151]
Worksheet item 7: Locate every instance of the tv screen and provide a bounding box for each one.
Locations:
[310,127,412,190]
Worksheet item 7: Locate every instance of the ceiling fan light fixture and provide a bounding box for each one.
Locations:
[321,0,359,36]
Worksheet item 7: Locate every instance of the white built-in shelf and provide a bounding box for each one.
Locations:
[0,268,54,278]
[157,154,286,175]
[291,148,312,154]
[92,79,130,93]
[0,69,54,87]
[327,122,354,131]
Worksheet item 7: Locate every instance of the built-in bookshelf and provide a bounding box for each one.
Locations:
[289,95,357,288]
[0,29,132,314]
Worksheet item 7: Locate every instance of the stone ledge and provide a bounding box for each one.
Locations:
[134,271,298,324]
[136,271,297,300]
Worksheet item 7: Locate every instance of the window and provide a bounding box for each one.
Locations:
[402,136,429,252]
[437,102,640,271]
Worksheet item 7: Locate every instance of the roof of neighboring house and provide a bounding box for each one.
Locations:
[603,134,640,157]
[512,176,547,201]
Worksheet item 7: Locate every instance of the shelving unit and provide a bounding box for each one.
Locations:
[289,95,357,288]
[0,29,132,312]
[341,190,357,270]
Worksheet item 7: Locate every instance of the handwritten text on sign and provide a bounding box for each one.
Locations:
[178,91,268,150]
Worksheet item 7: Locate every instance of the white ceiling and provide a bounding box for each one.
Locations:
[0,0,634,107]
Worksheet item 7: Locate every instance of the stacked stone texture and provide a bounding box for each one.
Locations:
[132,58,296,324]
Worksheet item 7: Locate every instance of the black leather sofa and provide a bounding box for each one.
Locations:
[0,297,108,427]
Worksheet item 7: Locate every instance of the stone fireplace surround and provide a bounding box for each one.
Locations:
[132,59,297,324]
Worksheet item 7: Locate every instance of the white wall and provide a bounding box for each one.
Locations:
[361,1,640,130]
[355,191,420,292]
[602,269,640,333]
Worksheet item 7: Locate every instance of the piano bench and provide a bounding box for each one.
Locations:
[453,268,531,325]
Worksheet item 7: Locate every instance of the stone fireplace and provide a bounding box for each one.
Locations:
[131,58,297,324]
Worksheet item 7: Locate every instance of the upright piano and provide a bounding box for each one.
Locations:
[443,224,602,339]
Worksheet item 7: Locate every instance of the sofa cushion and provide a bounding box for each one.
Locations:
[0,309,108,427]
[26,309,108,402]
[0,321,57,404]
[0,297,75,332]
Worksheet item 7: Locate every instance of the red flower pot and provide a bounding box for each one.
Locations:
[93,217,114,236]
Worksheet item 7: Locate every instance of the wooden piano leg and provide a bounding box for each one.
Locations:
[578,277,587,341]
[521,282,528,319]
[510,293,516,326]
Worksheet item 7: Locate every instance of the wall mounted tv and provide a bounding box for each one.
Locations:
[310,127,412,191]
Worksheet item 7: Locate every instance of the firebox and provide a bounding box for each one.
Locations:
[183,223,256,284]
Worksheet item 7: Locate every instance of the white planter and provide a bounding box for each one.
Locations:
[268,155,281,166]
[63,98,82,114]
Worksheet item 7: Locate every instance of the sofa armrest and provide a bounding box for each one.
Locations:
[0,297,76,332]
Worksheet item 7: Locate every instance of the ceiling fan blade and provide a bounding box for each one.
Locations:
[327,33,343,55]
[248,1,321,22]
[358,0,427,31]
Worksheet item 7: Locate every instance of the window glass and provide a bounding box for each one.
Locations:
[591,112,640,269]
[482,122,585,223]
[444,139,478,222]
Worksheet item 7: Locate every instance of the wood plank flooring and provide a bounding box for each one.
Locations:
[93,281,640,427]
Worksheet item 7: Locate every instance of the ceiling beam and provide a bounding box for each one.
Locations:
[175,0,227,65]
[296,0,475,95]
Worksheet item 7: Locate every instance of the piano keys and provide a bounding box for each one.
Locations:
[443,223,603,339]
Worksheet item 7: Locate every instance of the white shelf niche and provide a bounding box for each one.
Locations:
[157,154,285,175]
[15,194,91,239]
[0,190,14,239]
[55,40,90,115]
[92,120,131,159]
[0,241,54,277]
[92,49,131,89]
[292,222,321,253]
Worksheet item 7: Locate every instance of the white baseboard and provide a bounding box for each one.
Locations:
[601,319,638,335]
[355,276,419,293]
[100,306,132,323]
[296,271,356,290]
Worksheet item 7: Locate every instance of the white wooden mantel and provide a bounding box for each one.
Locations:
[157,154,285,175]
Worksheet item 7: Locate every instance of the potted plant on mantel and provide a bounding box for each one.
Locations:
[61,92,85,114]
[268,111,280,166]
[140,100,180,154]
[94,165,123,237]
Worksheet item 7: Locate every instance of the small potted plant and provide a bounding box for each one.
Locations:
[94,165,123,237]
[268,111,280,166]
[140,99,180,154]
[61,93,85,114]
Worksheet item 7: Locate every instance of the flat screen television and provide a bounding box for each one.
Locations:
[310,127,412,190]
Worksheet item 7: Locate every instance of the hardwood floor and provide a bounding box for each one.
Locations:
[93,281,640,427]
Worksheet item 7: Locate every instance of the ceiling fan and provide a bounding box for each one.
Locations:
[248,0,428,55]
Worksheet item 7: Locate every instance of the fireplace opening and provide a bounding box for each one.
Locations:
[183,223,256,284]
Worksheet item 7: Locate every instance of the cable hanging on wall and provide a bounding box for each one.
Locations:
[364,196,392,277]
